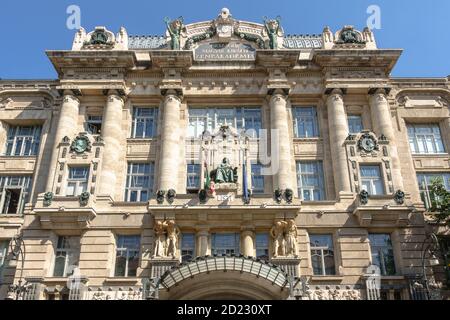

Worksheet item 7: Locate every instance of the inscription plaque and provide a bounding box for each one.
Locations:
[194,41,256,61]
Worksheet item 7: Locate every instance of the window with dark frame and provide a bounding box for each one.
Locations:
[85,115,103,135]
[256,233,269,261]
[125,163,154,202]
[368,233,396,276]
[360,165,384,195]
[309,234,336,276]
[66,167,89,197]
[5,125,42,156]
[53,236,80,277]
[293,106,319,138]
[181,233,196,262]
[131,107,158,138]
[211,233,240,256]
[0,176,32,215]
[186,163,201,193]
[114,235,141,277]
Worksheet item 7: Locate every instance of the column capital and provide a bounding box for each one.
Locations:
[161,88,183,101]
[368,89,389,104]
[368,87,391,96]
[326,88,345,104]
[62,94,80,105]
[267,87,290,97]
[106,94,125,105]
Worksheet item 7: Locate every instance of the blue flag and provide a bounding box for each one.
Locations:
[243,163,249,203]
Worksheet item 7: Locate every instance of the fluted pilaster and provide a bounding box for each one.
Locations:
[269,92,293,191]
[369,89,404,191]
[326,89,351,197]
[45,93,80,191]
[158,92,181,192]
[97,94,124,196]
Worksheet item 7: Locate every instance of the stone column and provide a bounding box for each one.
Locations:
[196,230,210,257]
[241,230,254,257]
[158,92,181,192]
[369,89,404,191]
[97,93,124,196]
[326,89,351,197]
[45,93,80,191]
[269,91,293,191]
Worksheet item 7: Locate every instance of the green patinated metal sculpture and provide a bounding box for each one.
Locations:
[89,30,109,45]
[70,134,91,154]
[79,192,90,206]
[214,158,237,184]
[338,27,366,44]
[43,192,53,207]
[164,17,184,50]
[263,16,282,49]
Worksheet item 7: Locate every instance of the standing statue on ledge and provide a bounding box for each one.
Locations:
[214,158,237,184]
[164,220,180,258]
[153,220,166,258]
[270,220,287,257]
[263,16,282,49]
[164,17,184,50]
[285,219,298,256]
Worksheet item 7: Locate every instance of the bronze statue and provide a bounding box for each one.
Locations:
[215,158,236,183]
[263,16,282,49]
[164,17,184,50]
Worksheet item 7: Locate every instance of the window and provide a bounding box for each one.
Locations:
[5,125,42,156]
[251,163,264,194]
[408,124,445,154]
[293,107,319,138]
[66,167,89,196]
[125,163,154,202]
[309,234,335,276]
[131,107,158,138]
[0,176,32,215]
[181,233,195,262]
[53,236,80,277]
[369,234,396,276]
[347,115,363,134]
[0,240,8,279]
[85,115,102,134]
[211,233,240,256]
[360,165,384,195]
[188,107,261,138]
[256,233,269,261]
[115,235,140,277]
[296,161,325,201]
[186,164,201,193]
[417,173,450,209]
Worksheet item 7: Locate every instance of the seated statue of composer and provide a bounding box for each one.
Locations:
[215,158,236,183]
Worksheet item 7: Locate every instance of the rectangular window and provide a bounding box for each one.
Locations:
[5,125,42,156]
[296,161,325,201]
[188,107,261,138]
[131,107,158,138]
[0,176,32,215]
[293,107,319,138]
[85,115,102,135]
[251,163,264,194]
[417,173,450,209]
[186,164,201,192]
[66,167,89,197]
[360,165,384,195]
[369,234,396,276]
[0,240,8,279]
[407,124,445,154]
[115,235,141,277]
[347,115,363,134]
[125,163,154,202]
[53,236,80,277]
[211,233,240,256]
[309,234,335,276]
[256,233,269,261]
[181,233,196,262]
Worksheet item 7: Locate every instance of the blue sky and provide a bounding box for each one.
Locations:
[0,0,449,79]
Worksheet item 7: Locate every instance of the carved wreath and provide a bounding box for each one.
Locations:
[70,134,92,154]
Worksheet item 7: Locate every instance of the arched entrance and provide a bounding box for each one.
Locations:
[157,256,291,300]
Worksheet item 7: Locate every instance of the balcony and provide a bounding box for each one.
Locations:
[352,193,413,227]
[33,193,97,229]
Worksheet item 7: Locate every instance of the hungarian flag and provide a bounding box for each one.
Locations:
[204,161,215,196]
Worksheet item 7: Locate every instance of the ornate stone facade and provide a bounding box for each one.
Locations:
[0,9,449,300]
